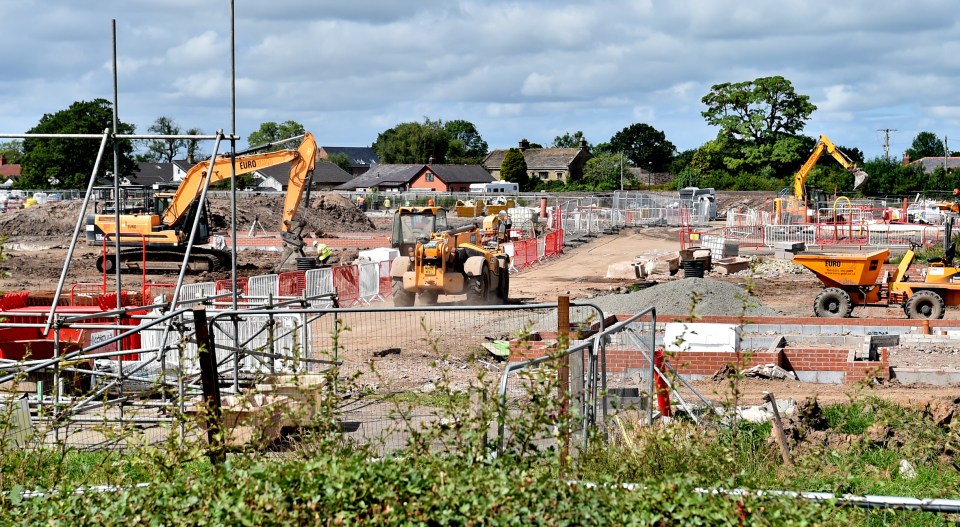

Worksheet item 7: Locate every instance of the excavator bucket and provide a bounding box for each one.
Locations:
[852,168,869,190]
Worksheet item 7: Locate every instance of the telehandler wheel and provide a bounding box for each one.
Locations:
[392,280,415,307]
[904,290,945,320]
[495,267,510,304]
[467,263,491,304]
[813,287,852,318]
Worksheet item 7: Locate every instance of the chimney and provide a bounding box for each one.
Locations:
[579,138,587,150]
[519,138,529,152]
[428,155,435,164]
[902,153,911,166]
[188,153,195,164]
[0,155,5,166]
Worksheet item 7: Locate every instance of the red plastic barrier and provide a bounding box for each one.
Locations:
[544,231,560,257]
[654,349,672,417]
[332,265,360,306]
[0,292,29,310]
[512,240,530,270]
[96,291,129,310]
[523,238,538,267]
[278,270,307,298]
[378,260,392,298]
[215,277,249,296]
[143,283,176,304]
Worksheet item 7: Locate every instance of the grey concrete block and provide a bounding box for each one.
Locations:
[795,370,845,384]
[890,368,960,385]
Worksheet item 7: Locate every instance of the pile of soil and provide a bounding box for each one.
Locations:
[207,192,375,234]
[0,192,376,241]
[0,201,84,238]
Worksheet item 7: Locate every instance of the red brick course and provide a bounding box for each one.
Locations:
[507,336,890,385]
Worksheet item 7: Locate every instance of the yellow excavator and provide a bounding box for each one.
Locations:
[775,135,869,223]
[85,133,318,273]
[389,206,511,306]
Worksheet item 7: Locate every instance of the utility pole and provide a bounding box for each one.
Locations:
[878,128,897,160]
[619,151,624,191]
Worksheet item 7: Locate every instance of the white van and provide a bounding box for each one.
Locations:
[469,182,519,194]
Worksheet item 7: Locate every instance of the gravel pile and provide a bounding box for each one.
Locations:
[529,277,781,333]
[583,277,780,318]
[729,256,810,279]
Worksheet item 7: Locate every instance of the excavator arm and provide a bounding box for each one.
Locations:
[280,132,319,233]
[792,135,869,201]
[161,132,318,229]
[274,134,321,271]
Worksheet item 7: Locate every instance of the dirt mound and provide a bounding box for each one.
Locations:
[0,201,84,238]
[207,192,375,234]
[0,192,375,240]
[716,191,776,213]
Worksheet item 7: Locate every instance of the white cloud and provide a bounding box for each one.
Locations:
[4,0,960,159]
[521,73,554,97]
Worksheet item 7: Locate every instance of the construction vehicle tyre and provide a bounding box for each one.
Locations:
[905,290,945,320]
[813,287,852,318]
[392,280,415,307]
[496,267,509,304]
[467,263,490,304]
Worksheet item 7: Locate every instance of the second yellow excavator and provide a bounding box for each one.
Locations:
[775,134,869,222]
[85,133,318,273]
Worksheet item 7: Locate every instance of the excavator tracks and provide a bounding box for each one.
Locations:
[95,247,230,274]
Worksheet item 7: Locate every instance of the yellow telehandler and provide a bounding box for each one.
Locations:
[389,206,511,306]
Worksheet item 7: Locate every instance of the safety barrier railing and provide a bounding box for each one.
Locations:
[763,224,818,248]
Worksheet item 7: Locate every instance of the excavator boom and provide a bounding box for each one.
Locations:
[163,132,317,229]
[792,134,868,201]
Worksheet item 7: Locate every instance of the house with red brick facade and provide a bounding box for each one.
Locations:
[335,164,493,192]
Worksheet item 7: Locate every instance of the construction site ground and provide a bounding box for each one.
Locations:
[0,191,958,410]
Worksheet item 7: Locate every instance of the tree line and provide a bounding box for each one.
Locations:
[4,79,958,197]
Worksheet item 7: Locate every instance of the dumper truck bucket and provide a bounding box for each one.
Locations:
[792,249,889,288]
[852,168,869,190]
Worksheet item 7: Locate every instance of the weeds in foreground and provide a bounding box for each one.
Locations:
[2,303,960,525]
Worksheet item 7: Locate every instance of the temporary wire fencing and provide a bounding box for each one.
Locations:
[0,298,680,456]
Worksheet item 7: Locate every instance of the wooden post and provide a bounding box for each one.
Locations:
[558,295,570,469]
[194,306,224,465]
[763,392,793,467]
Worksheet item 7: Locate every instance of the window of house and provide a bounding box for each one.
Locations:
[556,172,563,179]
[539,172,548,180]
[425,173,435,182]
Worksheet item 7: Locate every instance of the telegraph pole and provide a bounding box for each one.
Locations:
[878,128,897,160]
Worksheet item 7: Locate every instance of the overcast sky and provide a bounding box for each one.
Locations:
[3,0,960,161]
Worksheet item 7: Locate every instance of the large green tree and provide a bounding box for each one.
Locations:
[905,131,946,160]
[606,123,676,172]
[580,152,628,191]
[500,148,530,191]
[698,76,817,187]
[373,118,449,164]
[552,131,590,149]
[19,98,136,189]
[702,76,816,144]
[444,120,488,163]
[247,121,306,151]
